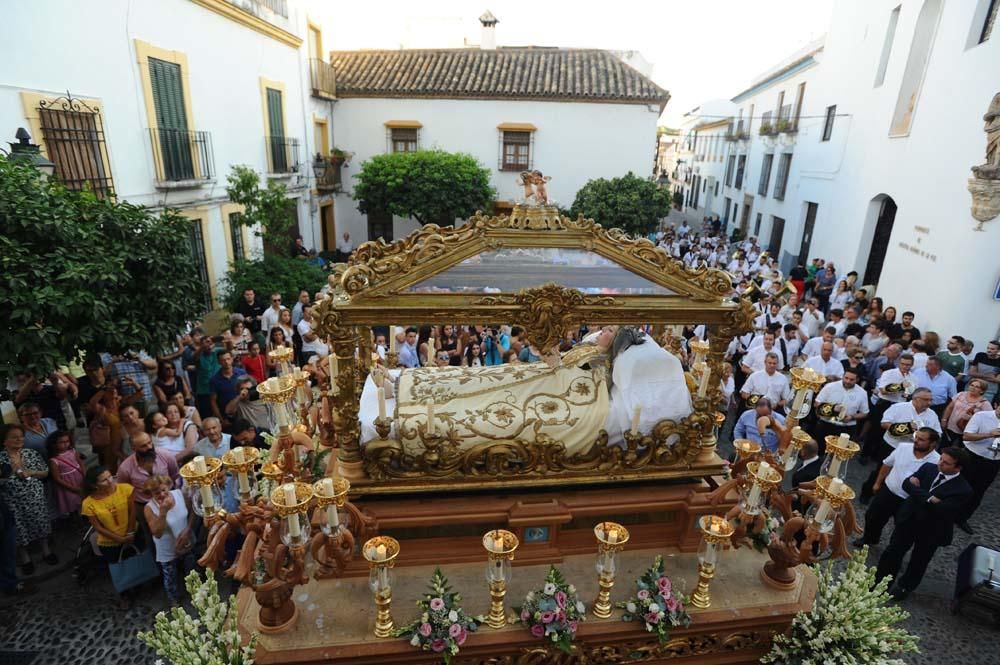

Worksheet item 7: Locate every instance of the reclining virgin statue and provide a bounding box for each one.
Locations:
[360,327,692,455]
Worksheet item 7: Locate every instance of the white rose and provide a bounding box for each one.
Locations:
[568,585,576,594]
[576,601,586,614]
[626,602,637,613]
[648,603,660,613]
[448,610,459,622]
[410,634,421,647]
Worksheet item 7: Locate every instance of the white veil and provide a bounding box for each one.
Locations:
[604,335,693,447]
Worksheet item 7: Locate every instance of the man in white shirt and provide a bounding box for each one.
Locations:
[260,292,284,334]
[802,327,836,358]
[776,324,802,369]
[957,404,1000,532]
[908,340,929,370]
[726,257,750,278]
[741,333,785,375]
[803,342,844,384]
[855,429,940,547]
[825,309,847,337]
[813,366,869,452]
[778,294,800,322]
[337,231,354,258]
[291,290,310,326]
[741,353,792,412]
[677,221,690,237]
[296,304,329,360]
[754,302,785,332]
[801,299,824,338]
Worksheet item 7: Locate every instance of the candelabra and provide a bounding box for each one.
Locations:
[821,433,860,481]
[787,366,826,425]
[593,521,629,619]
[733,438,762,462]
[179,455,224,518]
[691,515,734,609]
[310,476,354,579]
[220,446,260,503]
[363,536,400,638]
[780,426,812,472]
[483,529,519,629]
[739,460,783,516]
[805,475,855,535]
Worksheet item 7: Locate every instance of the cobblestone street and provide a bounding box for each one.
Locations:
[2,432,997,665]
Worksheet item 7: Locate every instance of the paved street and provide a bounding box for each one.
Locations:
[2,429,997,665]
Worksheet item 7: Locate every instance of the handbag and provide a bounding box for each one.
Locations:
[109,544,161,593]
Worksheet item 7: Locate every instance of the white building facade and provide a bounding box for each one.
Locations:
[675,100,738,224]
[327,21,669,243]
[2,0,339,310]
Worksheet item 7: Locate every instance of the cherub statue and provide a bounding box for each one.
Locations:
[517,169,552,205]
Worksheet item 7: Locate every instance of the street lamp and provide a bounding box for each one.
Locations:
[312,152,328,181]
[8,128,55,176]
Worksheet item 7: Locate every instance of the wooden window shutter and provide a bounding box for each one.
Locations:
[149,57,188,130]
[267,88,284,138]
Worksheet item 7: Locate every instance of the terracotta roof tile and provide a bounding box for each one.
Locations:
[329,48,669,105]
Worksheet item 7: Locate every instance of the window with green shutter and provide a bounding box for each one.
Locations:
[149,57,194,180]
[266,88,287,172]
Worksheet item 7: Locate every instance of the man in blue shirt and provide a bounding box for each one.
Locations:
[733,398,786,453]
[397,327,420,369]
[209,350,246,428]
[912,356,957,419]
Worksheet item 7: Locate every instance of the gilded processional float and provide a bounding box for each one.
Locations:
[185,198,865,664]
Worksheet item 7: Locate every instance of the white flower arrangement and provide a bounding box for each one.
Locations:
[138,570,257,665]
[394,568,483,664]
[762,547,919,665]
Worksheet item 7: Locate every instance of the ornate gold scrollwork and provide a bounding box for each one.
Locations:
[476,283,620,354]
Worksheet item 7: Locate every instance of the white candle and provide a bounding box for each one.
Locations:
[630,405,642,434]
[283,483,300,539]
[697,366,711,397]
[746,482,762,509]
[193,455,213,510]
[328,354,338,381]
[376,544,387,561]
[838,433,850,446]
[274,402,290,429]
[759,460,771,475]
[232,447,245,464]
[321,477,335,496]
[427,402,436,435]
[192,456,207,474]
[828,456,843,478]
[790,389,806,415]
[376,544,389,588]
[366,545,377,561]
[326,503,340,529]
[607,527,619,544]
[829,477,844,495]
[377,387,387,419]
[492,533,505,552]
[389,328,397,353]
[813,499,832,525]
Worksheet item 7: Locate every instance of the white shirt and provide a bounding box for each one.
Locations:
[801,336,826,358]
[882,401,941,447]
[963,410,1000,460]
[297,318,329,358]
[877,368,915,403]
[726,260,750,277]
[775,335,802,367]
[911,352,929,370]
[804,355,844,380]
[337,237,354,254]
[883,444,941,499]
[801,309,824,338]
[754,312,786,331]
[826,319,847,337]
[814,381,870,424]
[743,369,792,404]
[743,345,785,372]
[148,489,189,563]
[261,305,284,333]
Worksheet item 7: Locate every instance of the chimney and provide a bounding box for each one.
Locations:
[479,10,498,50]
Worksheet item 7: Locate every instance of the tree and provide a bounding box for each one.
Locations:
[226,165,295,255]
[353,150,495,226]
[219,255,327,312]
[0,155,205,381]
[569,172,671,237]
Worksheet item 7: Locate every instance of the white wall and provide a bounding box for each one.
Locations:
[331,97,661,242]
[1,0,333,306]
[807,0,1000,345]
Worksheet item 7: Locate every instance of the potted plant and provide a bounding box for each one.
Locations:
[761,548,919,664]
[759,123,774,136]
[776,119,792,134]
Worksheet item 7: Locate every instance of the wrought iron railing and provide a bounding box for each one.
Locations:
[38,95,115,198]
[148,128,215,183]
[315,155,343,190]
[310,59,337,99]
[266,136,300,174]
[254,0,287,17]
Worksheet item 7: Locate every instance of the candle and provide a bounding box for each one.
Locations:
[274,402,290,429]
[703,541,717,566]
[389,327,397,353]
[630,405,642,434]
[759,460,771,474]
[283,483,301,539]
[323,479,340,529]
[377,387,387,420]
[328,353,338,382]
[790,389,806,415]
[376,544,387,560]
[492,533,505,552]
[192,456,207,474]
[232,447,245,464]
[829,477,844,495]
[607,527,619,544]
[813,499,832,525]
[828,456,843,478]
[838,433,849,446]
[366,545,377,561]
[746,482,762,509]
[321,477,335,496]
[697,365,711,397]
[427,402,436,436]
[710,522,721,534]
[192,456,214,510]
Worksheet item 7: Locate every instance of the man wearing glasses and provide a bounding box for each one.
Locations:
[261,292,285,334]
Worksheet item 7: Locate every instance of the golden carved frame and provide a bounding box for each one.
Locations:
[314,205,755,494]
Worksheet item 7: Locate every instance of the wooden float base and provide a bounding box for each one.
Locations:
[239,547,815,664]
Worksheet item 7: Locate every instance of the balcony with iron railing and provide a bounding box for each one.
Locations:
[148,128,215,187]
[265,136,300,175]
[313,153,343,191]
[310,59,337,99]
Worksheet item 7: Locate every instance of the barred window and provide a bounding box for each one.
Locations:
[37,96,114,198]
[229,212,245,260]
[501,131,531,171]
[390,128,418,153]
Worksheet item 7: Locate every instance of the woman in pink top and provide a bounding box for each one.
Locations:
[941,379,993,443]
[47,430,84,517]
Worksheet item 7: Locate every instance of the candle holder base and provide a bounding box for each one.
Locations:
[257,595,299,634]
[690,562,715,609]
[337,459,367,481]
[592,573,615,619]
[761,561,800,591]
[373,589,395,638]
[695,433,720,464]
[487,579,510,629]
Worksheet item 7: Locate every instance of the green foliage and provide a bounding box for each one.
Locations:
[0,155,205,381]
[226,165,294,255]
[762,547,919,665]
[220,255,327,311]
[569,172,671,237]
[353,150,495,225]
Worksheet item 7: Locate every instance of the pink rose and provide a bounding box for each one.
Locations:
[568,620,578,633]
[521,608,531,621]
[540,611,555,624]
[429,598,445,611]
[431,638,446,652]
[657,576,671,594]
[530,624,545,638]
[419,622,433,637]
[637,589,650,600]
[666,596,679,612]
[644,612,660,624]
[449,623,463,638]
[555,590,567,608]
[455,628,467,645]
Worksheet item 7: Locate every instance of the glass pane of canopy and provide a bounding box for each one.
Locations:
[406,248,675,295]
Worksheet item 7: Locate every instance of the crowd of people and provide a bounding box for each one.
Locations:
[2,220,997,610]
